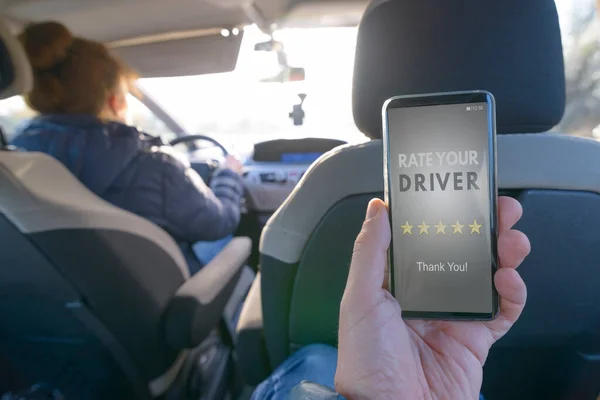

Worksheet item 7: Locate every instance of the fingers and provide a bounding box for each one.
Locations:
[224,155,244,174]
[497,196,530,268]
[344,199,391,304]
[498,196,523,233]
[485,268,527,341]
[484,197,529,341]
[498,229,531,269]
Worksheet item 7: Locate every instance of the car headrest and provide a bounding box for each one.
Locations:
[352,0,566,138]
[0,18,32,100]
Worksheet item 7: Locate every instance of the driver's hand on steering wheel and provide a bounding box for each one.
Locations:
[223,155,244,175]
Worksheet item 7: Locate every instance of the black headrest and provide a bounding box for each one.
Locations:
[353,0,566,138]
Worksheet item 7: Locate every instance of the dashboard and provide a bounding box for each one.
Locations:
[242,138,346,215]
[243,162,309,214]
[188,137,347,267]
[189,137,346,216]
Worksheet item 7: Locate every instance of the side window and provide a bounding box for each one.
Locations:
[0,96,37,142]
[556,0,600,137]
[127,94,178,142]
[0,95,177,143]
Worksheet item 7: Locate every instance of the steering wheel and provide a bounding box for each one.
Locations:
[168,135,231,184]
[169,134,229,156]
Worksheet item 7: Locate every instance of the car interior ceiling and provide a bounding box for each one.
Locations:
[1,0,600,400]
[0,0,368,78]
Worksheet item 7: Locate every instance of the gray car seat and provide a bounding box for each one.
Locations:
[0,20,252,399]
[259,1,600,399]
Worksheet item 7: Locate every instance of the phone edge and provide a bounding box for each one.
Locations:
[381,90,499,321]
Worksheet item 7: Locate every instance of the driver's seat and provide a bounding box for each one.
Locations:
[0,19,251,399]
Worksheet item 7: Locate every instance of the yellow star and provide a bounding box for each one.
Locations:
[469,219,482,235]
[418,221,430,236]
[451,220,464,235]
[434,220,447,235]
[400,221,413,236]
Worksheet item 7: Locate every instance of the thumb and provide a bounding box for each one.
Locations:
[344,198,391,305]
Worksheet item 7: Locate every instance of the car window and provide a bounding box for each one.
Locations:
[555,0,599,137]
[0,96,37,142]
[139,2,600,146]
[138,25,366,152]
[0,94,177,142]
[126,94,177,141]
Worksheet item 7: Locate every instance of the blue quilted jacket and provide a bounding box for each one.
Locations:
[12,115,244,272]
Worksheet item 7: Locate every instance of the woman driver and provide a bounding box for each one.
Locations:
[11,22,244,275]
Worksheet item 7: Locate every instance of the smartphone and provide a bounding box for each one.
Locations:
[382,91,499,320]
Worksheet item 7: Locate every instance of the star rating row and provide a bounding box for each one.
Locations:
[400,219,483,236]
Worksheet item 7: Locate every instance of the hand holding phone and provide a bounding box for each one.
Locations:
[335,198,530,399]
[382,91,498,320]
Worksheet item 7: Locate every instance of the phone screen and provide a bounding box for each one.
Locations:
[384,92,498,319]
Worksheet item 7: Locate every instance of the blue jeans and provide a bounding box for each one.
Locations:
[192,235,233,266]
[252,344,487,400]
[251,344,338,400]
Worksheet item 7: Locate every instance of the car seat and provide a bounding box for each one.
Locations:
[257,1,600,399]
[0,19,252,400]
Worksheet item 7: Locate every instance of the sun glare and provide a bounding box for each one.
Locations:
[138,24,364,148]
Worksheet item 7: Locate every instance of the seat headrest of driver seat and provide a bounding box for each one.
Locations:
[353,0,566,138]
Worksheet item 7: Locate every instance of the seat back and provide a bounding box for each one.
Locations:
[0,151,191,399]
[261,136,600,398]
[0,19,193,398]
[260,1,600,398]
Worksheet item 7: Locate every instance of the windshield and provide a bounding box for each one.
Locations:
[138,25,366,154]
[1,0,598,148]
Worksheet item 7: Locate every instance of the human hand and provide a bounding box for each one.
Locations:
[335,197,530,400]
[223,155,244,175]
